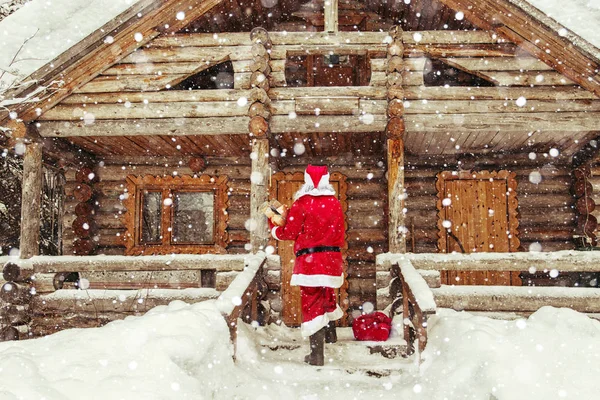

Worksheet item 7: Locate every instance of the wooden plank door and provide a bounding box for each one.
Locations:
[437,170,520,285]
[270,171,349,327]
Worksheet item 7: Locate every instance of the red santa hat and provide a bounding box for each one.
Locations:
[305,164,330,188]
[295,164,336,199]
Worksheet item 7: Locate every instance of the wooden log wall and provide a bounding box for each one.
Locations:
[403,155,577,254]
[279,157,387,312]
[1,262,34,341]
[589,156,600,241]
[62,157,252,256]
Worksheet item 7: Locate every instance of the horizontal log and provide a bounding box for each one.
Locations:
[62,90,253,104]
[40,101,252,120]
[74,74,189,93]
[404,112,600,132]
[270,115,386,134]
[103,61,226,76]
[441,57,552,71]
[79,270,203,290]
[269,86,387,100]
[296,97,359,115]
[476,71,575,87]
[346,181,385,198]
[120,46,254,64]
[402,99,600,114]
[148,31,497,48]
[520,228,573,241]
[518,194,573,208]
[432,286,600,313]
[96,164,251,181]
[403,86,597,101]
[31,255,248,273]
[37,117,250,137]
[347,229,386,244]
[31,288,217,313]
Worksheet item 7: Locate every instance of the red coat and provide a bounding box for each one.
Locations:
[271,194,344,288]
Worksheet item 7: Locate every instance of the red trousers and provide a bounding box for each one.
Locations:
[300,286,342,337]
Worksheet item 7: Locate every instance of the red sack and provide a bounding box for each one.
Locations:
[352,312,392,341]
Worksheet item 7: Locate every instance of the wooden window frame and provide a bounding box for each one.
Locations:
[435,170,520,252]
[124,175,229,255]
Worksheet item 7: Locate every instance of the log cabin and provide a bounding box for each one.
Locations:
[0,0,599,342]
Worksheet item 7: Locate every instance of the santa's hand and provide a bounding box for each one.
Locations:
[277,204,288,220]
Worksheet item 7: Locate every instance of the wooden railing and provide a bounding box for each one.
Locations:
[0,254,271,340]
[216,253,268,359]
[391,258,437,358]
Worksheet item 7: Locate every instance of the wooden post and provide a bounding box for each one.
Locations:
[386,27,407,253]
[324,0,338,33]
[19,140,43,259]
[250,139,270,251]
[249,28,272,253]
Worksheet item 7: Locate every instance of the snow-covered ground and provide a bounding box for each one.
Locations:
[0,302,598,400]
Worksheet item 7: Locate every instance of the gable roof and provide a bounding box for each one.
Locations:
[0,0,222,127]
[0,0,598,130]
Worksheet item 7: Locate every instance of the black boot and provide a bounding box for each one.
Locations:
[304,328,325,366]
[325,321,337,344]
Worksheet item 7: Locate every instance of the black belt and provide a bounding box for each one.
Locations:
[295,246,341,257]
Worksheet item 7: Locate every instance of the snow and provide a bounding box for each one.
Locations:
[377,250,600,272]
[0,301,599,399]
[216,252,265,315]
[0,0,141,94]
[513,0,600,56]
[398,259,436,312]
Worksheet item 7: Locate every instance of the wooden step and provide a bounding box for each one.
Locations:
[248,325,416,375]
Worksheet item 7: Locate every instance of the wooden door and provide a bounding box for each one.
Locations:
[436,170,520,285]
[270,171,349,327]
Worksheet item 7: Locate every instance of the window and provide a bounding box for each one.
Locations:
[285,54,370,87]
[124,175,229,255]
[424,58,494,87]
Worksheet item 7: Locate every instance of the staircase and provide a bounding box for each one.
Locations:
[238,320,418,377]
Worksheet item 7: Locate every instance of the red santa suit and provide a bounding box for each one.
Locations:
[270,165,345,337]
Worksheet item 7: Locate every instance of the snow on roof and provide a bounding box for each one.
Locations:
[511,0,600,58]
[0,0,140,95]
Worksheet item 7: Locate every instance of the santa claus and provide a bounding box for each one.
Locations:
[266,165,345,366]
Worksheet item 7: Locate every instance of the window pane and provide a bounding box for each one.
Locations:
[173,191,214,244]
[141,191,162,243]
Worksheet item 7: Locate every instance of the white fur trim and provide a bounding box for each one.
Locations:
[301,314,329,337]
[271,226,281,240]
[290,274,344,288]
[294,183,336,200]
[300,305,343,337]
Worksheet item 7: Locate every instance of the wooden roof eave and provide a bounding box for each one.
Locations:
[0,0,223,127]
[437,0,600,99]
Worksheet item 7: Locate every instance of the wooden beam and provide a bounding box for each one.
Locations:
[404,112,600,132]
[324,0,338,33]
[386,27,407,253]
[250,139,270,252]
[37,118,250,137]
[19,140,43,259]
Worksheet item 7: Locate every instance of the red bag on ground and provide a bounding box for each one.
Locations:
[352,312,392,341]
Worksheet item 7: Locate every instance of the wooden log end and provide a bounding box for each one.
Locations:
[75,167,98,184]
[386,56,404,73]
[0,326,19,342]
[73,238,95,255]
[250,27,271,46]
[75,202,95,217]
[387,42,404,57]
[251,43,269,58]
[387,98,405,117]
[0,282,32,304]
[248,102,271,119]
[3,262,21,282]
[250,71,269,90]
[248,116,269,138]
[386,117,405,139]
[387,86,404,101]
[73,184,93,202]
